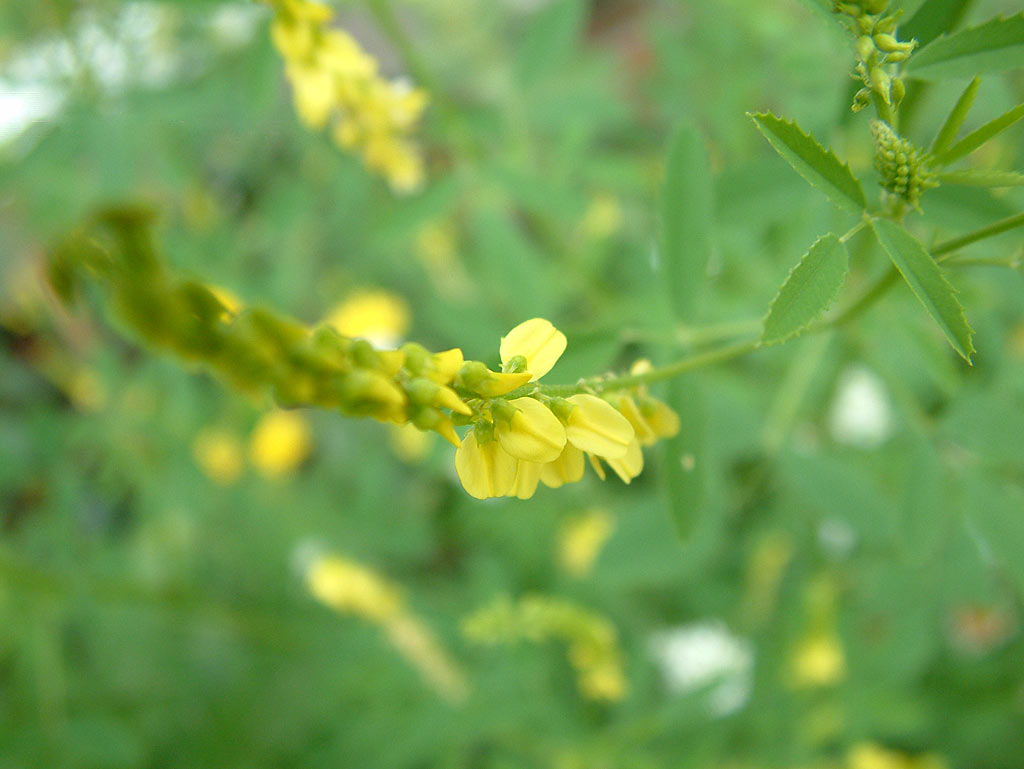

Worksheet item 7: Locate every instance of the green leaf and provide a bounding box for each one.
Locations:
[661,377,705,541]
[937,169,1024,187]
[761,233,849,345]
[906,13,1024,79]
[870,218,975,362]
[660,122,712,322]
[929,76,980,157]
[933,102,1024,166]
[515,0,586,86]
[748,112,866,213]
[902,0,973,48]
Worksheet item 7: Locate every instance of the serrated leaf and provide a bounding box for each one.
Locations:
[660,122,712,322]
[930,77,980,156]
[933,102,1024,166]
[661,377,705,541]
[906,13,1024,79]
[870,218,975,362]
[749,112,866,213]
[762,233,849,345]
[937,169,1024,187]
[902,0,973,48]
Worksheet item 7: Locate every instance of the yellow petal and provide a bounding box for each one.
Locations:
[474,370,532,397]
[642,398,681,440]
[605,438,644,484]
[540,444,585,489]
[587,452,606,481]
[564,394,635,459]
[499,318,567,381]
[431,348,464,384]
[508,460,543,499]
[494,397,566,463]
[613,395,657,446]
[249,409,313,478]
[455,430,517,499]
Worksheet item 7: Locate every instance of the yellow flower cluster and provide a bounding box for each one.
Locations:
[846,743,949,769]
[463,595,627,701]
[453,318,680,500]
[269,0,428,192]
[306,553,468,701]
[192,410,313,484]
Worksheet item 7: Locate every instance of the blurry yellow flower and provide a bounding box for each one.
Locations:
[791,632,846,688]
[389,422,433,463]
[493,397,567,463]
[249,409,313,478]
[270,0,428,192]
[559,509,614,578]
[454,428,518,499]
[67,369,106,412]
[579,193,624,240]
[562,394,634,459]
[846,743,948,769]
[208,285,242,316]
[193,428,245,485]
[306,553,403,622]
[500,318,567,380]
[325,290,410,349]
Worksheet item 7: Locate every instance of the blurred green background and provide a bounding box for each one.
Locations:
[2,0,1024,767]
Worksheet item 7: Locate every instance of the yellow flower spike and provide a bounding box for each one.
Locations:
[640,397,681,440]
[563,394,635,459]
[306,554,403,623]
[376,349,406,377]
[454,428,518,499]
[500,318,567,380]
[559,509,614,577]
[540,444,585,489]
[493,397,567,464]
[508,461,544,500]
[249,409,313,478]
[610,394,657,446]
[605,438,644,484]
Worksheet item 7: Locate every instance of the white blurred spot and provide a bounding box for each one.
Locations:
[648,621,754,716]
[827,365,892,448]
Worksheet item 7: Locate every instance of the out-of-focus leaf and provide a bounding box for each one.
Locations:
[902,0,974,48]
[660,377,705,541]
[762,233,849,345]
[930,77,981,156]
[515,0,587,86]
[870,218,975,362]
[749,112,866,213]
[906,13,1024,79]
[660,122,712,323]
[937,169,1024,186]
[932,102,1024,166]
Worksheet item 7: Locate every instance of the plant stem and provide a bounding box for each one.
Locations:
[526,211,1024,396]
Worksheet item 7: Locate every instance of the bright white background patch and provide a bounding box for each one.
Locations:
[828,365,893,448]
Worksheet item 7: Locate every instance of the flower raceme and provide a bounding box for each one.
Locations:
[453,319,680,500]
[49,217,678,502]
[268,0,428,192]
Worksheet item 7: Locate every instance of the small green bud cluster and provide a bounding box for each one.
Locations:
[871,120,936,209]
[833,0,916,112]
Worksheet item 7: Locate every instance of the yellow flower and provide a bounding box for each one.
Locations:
[389,422,433,463]
[249,409,313,478]
[499,318,567,380]
[454,428,518,499]
[579,193,624,240]
[493,397,567,463]
[306,554,403,623]
[325,290,410,349]
[791,632,846,688]
[558,509,614,577]
[192,428,244,484]
[562,394,635,459]
[590,437,644,484]
[540,444,585,489]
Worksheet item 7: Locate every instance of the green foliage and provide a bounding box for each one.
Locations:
[869,218,975,362]
[932,101,1024,166]
[762,233,850,346]
[907,13,1024,79]
[902,0,974,48]
[930,76,981,156]
[749,112,867,213]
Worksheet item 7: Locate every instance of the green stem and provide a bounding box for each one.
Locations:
[524,211,1024,397]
